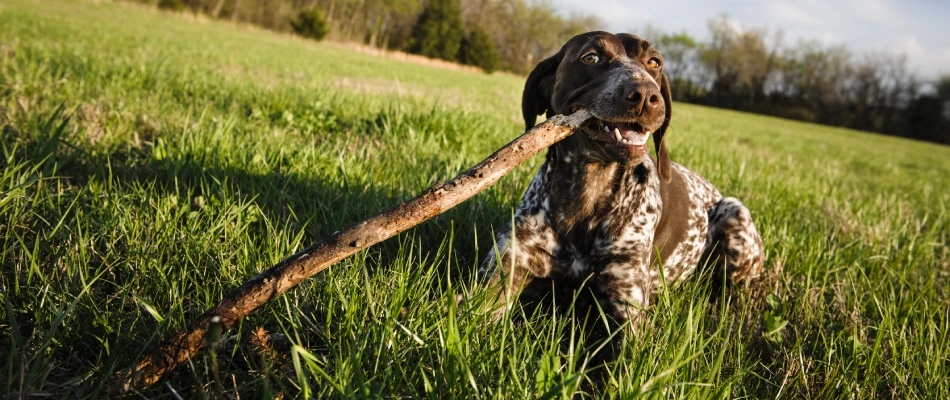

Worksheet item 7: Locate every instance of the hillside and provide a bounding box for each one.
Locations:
[1,0,948,397]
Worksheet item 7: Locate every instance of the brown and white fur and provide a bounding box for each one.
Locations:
[478,32,764,330]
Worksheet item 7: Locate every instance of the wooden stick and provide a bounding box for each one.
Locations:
[114,110,592,391]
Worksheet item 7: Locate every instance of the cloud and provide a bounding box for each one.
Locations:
[766,1,820,26]
[901,37,950,78]
[846,0,900,24]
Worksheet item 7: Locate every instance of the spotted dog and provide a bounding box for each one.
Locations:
[479,32,764,329]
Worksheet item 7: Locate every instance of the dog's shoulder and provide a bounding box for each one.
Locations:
[668,162,720,208]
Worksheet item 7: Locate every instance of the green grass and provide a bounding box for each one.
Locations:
[2,0,948,398]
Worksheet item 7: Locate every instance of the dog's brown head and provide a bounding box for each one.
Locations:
[523,31,673,181]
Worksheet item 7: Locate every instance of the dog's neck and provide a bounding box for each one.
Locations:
[542,143,657,240]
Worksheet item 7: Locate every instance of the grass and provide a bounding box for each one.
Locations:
[1,0,948,398]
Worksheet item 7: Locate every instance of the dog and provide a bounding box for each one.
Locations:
[478,32,764,330]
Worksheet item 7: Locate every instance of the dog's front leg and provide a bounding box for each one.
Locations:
[598,257,653,331]
[478,214,556,319]
[591,222,658,331]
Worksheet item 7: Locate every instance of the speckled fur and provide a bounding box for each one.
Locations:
[479,32,765,330]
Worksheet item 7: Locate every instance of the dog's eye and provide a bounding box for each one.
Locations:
[581,53,600,64]
[647,57,661,69]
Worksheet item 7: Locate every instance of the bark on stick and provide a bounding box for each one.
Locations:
[115,110,592,391]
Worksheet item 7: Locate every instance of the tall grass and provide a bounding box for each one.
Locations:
[1,0,948,397]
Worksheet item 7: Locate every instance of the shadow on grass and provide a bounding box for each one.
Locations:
[5,106,778,397]
[3,106,525,395]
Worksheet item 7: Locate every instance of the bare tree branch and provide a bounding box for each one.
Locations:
[113,109,593,392]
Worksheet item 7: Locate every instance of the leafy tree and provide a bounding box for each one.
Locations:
[903,74,950,144]
[937,75,950,120]
[459,27,499,73]
[291,8,329,41]
[904,94,950,143]
[157,0,187,11]
[646,29,703,100]
[407,0,464,61]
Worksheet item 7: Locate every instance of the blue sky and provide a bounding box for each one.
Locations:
[556,0,950,80]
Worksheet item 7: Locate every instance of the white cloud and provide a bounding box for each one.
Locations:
[902,37,925,57]
[766,1,820,26]
[846,0,900,24]
[902,38,950,79]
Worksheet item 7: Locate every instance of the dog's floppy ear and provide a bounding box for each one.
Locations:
[522,52,563,130]
[654,73,673,182]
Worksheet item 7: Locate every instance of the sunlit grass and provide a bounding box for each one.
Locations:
[1,0,948,397]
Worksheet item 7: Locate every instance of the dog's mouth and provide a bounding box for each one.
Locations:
[584,119,651,150]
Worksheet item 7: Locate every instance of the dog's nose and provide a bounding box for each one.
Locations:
[624,83,662,115]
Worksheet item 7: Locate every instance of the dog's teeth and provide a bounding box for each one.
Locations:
[613,128,622,141]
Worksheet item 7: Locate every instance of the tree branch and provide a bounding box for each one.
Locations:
[114,110,591,391]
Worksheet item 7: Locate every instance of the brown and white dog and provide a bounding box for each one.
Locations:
[479,32,764,329]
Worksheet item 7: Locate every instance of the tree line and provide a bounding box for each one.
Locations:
[132,1,949,144]
[137,0,602,74]
[644,17,949,144]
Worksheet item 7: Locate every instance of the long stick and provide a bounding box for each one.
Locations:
[115,110,592,391]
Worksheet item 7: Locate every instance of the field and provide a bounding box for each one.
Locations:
[2,0,949,398]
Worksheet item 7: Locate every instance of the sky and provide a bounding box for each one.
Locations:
[555,0,950,80]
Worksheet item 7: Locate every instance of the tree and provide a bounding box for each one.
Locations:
[701,15,740,105]
[904,94,950,143]
[769,40,852,122]
[157,0,187,11]
[934,74,950,120]
[648,30,703,100]
[459,26,499,73]
[407,0,464,61]
[291,8,329,41]
[463,0,601,74]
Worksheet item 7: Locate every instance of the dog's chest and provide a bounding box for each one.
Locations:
[538,160,663,276]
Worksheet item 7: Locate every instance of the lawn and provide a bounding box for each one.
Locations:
[1,0,948,398]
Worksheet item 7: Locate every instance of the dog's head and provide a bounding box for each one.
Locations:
[523,31,673,181]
